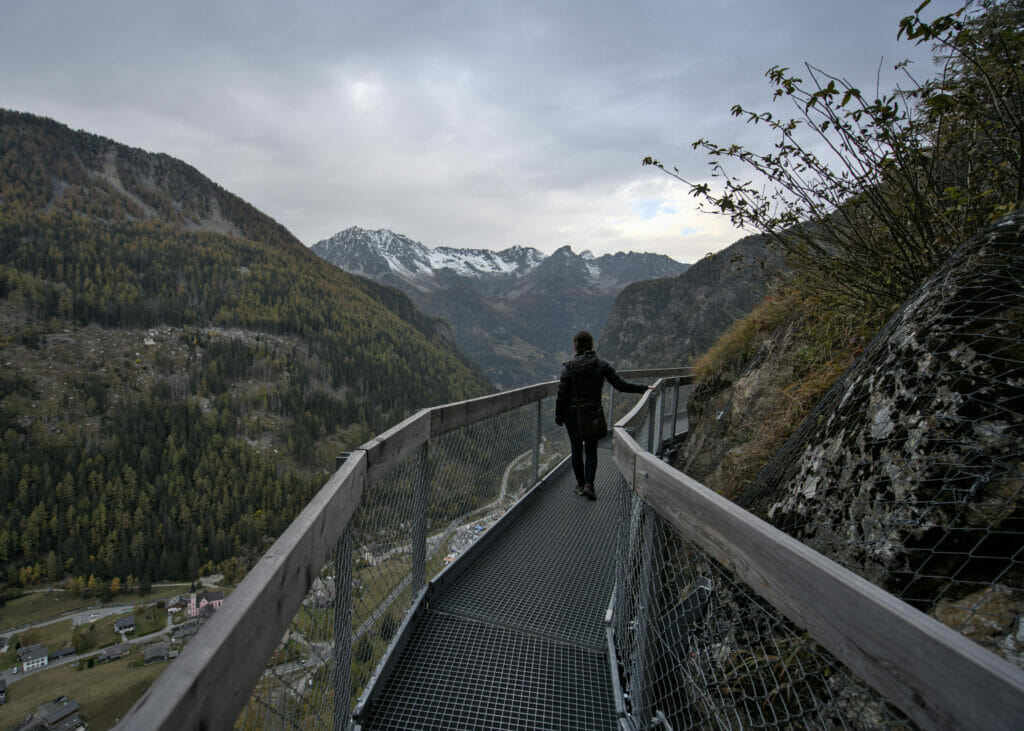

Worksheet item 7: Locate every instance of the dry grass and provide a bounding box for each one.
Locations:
[0,592,93,631]
[685,280,887,500]
[1,585,184,632]
[0,647,167,730]
[692,293,796,381]
[12,619,75,653]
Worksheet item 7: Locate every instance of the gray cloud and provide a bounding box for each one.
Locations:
[1,0,961,262]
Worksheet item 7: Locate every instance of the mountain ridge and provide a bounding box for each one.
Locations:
[312,226,688,387]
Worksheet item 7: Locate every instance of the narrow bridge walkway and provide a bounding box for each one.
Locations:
[354,443,624,730]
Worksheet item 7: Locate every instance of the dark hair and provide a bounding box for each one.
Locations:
[573,330,594,354]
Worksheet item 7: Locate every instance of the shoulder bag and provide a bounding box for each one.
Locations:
[572,374,608,440]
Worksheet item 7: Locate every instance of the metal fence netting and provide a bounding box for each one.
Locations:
[738,211,1024,668]
[233,391,572,728]
[613,436,911,729]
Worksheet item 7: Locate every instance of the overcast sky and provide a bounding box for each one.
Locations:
[1,0,962,263]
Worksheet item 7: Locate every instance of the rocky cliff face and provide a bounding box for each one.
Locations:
[600,234,781,369]
[680,210,1024,666]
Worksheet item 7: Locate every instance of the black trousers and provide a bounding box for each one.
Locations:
[565,420,599,486]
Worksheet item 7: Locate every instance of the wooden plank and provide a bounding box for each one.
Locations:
[359,410,431,483]
[616,389,651,432]
[618,367,693,382]
[118,452,368,731]
[429,382,557,436]
[627,447,1024,730]
[611,426,638,487]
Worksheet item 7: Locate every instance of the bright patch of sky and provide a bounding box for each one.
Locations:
[0,0,964,264]
[633,198,678,221]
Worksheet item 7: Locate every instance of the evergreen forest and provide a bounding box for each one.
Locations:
[0,110,492,595]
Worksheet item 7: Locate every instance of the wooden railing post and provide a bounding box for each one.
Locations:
[332,523,354,731]
[411,443,429,593]
[646,387,660,454]
[532,400,541,486]
[671,377,681,440]
[613,476,632,645]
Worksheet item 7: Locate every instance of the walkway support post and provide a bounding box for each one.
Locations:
[411,442,429,593]
[671,377,681,440]
[332,523,354,731]
[651,385,663,456]
[532,400,541,486]
[625,388,662,725]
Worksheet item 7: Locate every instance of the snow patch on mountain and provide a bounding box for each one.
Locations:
[313,227,550,284]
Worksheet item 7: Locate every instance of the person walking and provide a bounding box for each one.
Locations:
[555,330,650,500]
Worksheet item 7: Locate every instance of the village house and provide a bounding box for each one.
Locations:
[173,623,199,642]
[305,576,336,609]
[14,695,86,731]
[98,642,131,663]
[47,647,76,663]
[166,594,189,613]
[144,642,170,665]
[114,615,135,634]
[18,644,49,672]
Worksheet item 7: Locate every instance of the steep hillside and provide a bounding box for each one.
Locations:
[601,234,781,368]
[313,227,688,387]
[0,109,491,589]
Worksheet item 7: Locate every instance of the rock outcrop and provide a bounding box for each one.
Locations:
[601,234,781,370]
[737,210,1024,665]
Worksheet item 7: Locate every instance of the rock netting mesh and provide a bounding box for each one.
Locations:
[740,209,1024,668]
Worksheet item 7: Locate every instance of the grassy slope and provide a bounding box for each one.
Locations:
[0,649,166,730]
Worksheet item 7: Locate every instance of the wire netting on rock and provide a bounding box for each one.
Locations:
[739,209,1024,668]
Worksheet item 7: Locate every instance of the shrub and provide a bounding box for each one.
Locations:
[646,0,1024,315]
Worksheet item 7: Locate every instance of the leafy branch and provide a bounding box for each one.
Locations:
[646,0,1023,312]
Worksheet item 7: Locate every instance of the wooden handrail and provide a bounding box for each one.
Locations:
[115,375,566,729]
[612,395,1024,730]
[120,452,368,729]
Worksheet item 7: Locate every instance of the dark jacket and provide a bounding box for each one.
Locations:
[555,351,646,425]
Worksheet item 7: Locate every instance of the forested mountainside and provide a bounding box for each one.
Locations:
[313,227,688,387]
[600,234,780,368]
[0,110,491,591]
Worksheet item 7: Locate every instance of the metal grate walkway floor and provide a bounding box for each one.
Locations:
[354,445,623,730]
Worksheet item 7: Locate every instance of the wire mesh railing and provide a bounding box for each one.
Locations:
[617,510,914,729]
[233,391,573,729]
[121,372,688,730]
[611,378,1024,729]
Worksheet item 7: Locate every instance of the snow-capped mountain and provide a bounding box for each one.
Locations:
[312,227,546,292]
[312,227,688,388]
